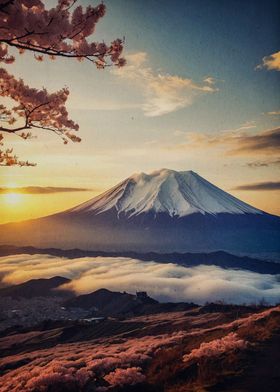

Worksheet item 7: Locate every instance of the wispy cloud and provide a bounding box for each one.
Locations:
[246,158,280,168]
[0,186,91,194]
[113,52,218,117]
[1,254,280,305]
[256,51,280,71]
[225,127,280,155]
[176,127,280,156]
[267,110,280,116]
[233,182,280,191]
[203,76,217,85]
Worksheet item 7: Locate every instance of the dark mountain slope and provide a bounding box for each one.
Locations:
[0,276,71,298]
[64,288,158,316]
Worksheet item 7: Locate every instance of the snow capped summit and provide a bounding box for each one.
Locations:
[69,168,263,218]
[1,169,278,254]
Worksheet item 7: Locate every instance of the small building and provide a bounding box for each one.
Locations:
[136,291,148,300]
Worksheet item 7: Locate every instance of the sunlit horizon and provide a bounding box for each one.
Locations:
[1,173,279,224]
[1,0,279,224]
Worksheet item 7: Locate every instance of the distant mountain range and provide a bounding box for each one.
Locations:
[0,169,279,255]
[1,245,280,274]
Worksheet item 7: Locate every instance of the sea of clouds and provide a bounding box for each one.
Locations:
[0,254,279,305]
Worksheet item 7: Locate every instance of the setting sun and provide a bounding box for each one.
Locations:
[3,192,23,205]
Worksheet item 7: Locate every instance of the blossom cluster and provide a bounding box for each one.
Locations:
[183,332,248,363]
[0,0,125,67]
[0,0,125,165]
[0,68,79,139]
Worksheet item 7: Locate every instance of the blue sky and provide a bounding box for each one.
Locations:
[1,0,279,222]
[102,0,280,123]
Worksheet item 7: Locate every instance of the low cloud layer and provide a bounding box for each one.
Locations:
[113,52,218,117]
[256,51,280,71]
[0,186,91,194]
[1,254,279,305]
[233,181,280,191]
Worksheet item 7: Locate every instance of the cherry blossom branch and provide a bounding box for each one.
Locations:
[1,39,122,64]
[0,1,126,67]
[0,0,126,166]
[0,67,80,165]
[0,148,36,166]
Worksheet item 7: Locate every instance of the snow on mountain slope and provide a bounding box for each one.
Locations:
[69,169,263,218]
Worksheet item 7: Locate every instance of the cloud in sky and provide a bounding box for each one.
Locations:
[203,76,217,85]
[113,52,218,117]
[233,181,280,191]
[223,127,280,155]
[256,51,280,71]
[0,186,91,194]
[1,254,280,305]
[267,110,280,116]
[177,127,280,156]
[246,158,280,168]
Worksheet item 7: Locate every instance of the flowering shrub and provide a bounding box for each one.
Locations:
[183,332,248,363]
[104,367,145,387]
[1,306,278,391]
[0,331,185,391]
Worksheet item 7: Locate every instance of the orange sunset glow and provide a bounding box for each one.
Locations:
[0,2,279,392]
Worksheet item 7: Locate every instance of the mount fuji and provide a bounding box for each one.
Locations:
[1,169,279,255]
[68,169,262,218]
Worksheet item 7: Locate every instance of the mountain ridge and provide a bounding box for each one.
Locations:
[0,276,71,298]
[1,245,280,273]
[0,169,279,255]
[67,169,264,219]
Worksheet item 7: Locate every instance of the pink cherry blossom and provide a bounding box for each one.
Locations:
[0,0,125,68]
[0,0,126,166]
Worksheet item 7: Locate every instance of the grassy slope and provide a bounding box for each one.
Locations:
[0,305,279,391]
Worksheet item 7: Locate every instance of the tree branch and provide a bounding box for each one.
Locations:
[0,39,113,62]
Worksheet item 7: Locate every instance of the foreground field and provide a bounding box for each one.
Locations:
[0,304,279,392]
